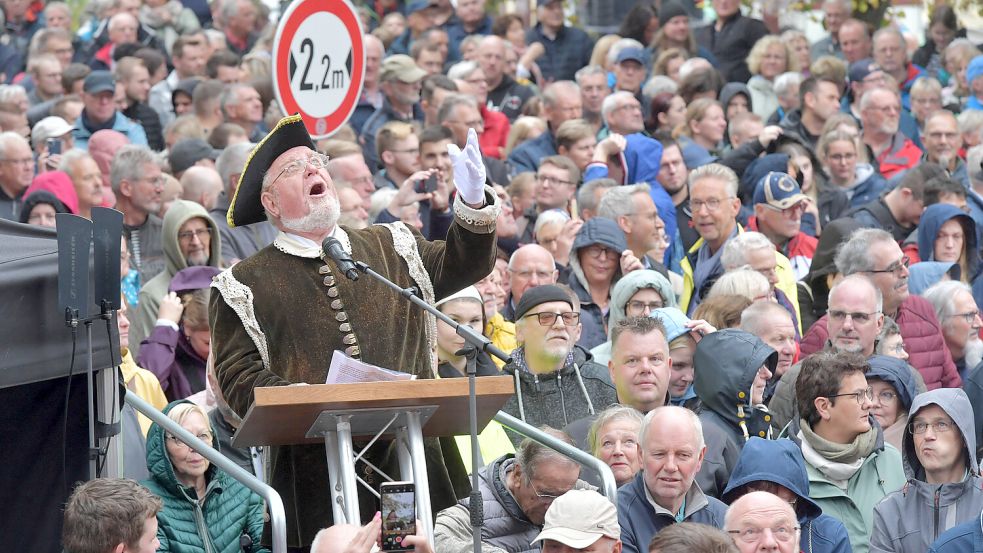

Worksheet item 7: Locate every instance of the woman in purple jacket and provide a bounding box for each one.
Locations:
[137,266,221,401]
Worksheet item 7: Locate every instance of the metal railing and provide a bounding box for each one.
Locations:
[493,411,619,503]
[125,391,288,553]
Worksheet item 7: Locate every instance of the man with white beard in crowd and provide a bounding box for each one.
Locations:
[924,281,983,380]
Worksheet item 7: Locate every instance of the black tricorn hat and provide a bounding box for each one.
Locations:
[227,114,316,227]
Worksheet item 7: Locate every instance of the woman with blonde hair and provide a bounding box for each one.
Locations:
[590,34,622,71]
[673,98,726,165]
[504,116,546,157]
[142,400,265,551]
[745,35,800,120]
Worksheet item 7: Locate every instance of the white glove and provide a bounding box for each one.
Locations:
[447,127,486,205]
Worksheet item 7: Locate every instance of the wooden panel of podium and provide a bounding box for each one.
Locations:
[233,376,515,541]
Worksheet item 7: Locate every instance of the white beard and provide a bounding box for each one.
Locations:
[280,195,341,234]
[965,337,983,369]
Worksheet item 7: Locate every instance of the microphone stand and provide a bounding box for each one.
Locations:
[350,259,511,552]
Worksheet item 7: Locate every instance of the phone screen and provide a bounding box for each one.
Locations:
[380,482,416,552]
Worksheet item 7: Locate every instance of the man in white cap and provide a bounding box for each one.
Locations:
[532,489,623,553]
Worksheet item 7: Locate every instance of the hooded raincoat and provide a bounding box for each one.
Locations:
[866,355,920,451]
[871,388,983,553]
[130,199,222,358]
[567,217,628,350]
[916,204,983,309]
[722,437,853,553]
[141,400,267,553]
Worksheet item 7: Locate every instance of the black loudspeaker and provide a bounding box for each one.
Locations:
[92,208,123,313]
[55,214,93,321]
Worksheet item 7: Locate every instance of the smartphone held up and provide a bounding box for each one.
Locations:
[380,481,416,552]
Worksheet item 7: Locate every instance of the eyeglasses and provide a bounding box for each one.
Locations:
[582,244,618,260]
[613,103,642,113]
[826,387,874,405]
[863,256,909,276]
[272,152,330,186]
[909,420,953,434]
[522,311,580,327]
[873,390,897,403]
[536,174,575,187]
[761,201,806,217]
[528,479,565,502]
[828,310,880,323]
[888,342,907,355]
[448,118,485,129]
[727,526,800,544]
[948,310,981,324]
[626,300,663,315]
[690,197,734,213]
[165,431,213,448]
[177,228,212,242]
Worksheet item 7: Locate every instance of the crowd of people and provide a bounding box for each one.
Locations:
[24,0,983,551]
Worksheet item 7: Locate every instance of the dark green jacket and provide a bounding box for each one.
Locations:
[142,400,267,553]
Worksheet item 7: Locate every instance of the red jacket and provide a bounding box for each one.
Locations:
[479,105,509,160]
[800,294,960,389]
[748,216,818,280]
[875,133,922,181]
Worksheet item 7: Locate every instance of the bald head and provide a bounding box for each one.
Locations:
[725,492,800,553]
[507,244,558,303]
[180,166,224,211]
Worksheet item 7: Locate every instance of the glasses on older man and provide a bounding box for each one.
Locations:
[272,152,330,186]
[522,311,580,327]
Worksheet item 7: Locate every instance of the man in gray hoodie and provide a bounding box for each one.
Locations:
[501,284,618,447]
[870,388,983,553]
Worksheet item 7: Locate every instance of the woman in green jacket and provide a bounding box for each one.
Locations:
[142,400,267,553]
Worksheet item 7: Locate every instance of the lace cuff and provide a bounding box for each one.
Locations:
[453,185,500,235]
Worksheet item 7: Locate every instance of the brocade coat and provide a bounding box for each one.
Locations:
[209,194,499,547]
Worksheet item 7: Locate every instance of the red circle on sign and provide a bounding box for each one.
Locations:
[273,0,365,138]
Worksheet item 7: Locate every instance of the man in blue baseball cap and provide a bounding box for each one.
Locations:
[748,172,817,280]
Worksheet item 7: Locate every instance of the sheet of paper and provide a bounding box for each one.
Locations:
[326,350,417,384]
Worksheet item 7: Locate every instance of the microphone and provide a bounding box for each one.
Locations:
[322,237,360,281]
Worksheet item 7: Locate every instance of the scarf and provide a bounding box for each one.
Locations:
[798,419,878,488]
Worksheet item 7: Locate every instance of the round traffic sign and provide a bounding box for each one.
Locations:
[272,0,365,139]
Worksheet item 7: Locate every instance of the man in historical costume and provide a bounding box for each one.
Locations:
[209,114,500,548]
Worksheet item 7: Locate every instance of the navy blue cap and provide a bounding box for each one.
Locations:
[406,0,437,14]
[753,172,808,209]
[848,58,881,83]
[615,47,647,66]
[83,70,116,94]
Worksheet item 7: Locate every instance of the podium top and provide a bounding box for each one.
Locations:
[233,376,515,447]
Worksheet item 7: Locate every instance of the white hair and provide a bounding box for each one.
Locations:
[643,75,678,99]
[601,90,637,123]
[774,72,803,100]
[923,280,972,330]
[533,209,571,239]
[721,232,775,271]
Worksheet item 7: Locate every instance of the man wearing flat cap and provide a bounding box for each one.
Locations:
[209,114,500,547]
[500,284,617,446]
[359,54,427,171]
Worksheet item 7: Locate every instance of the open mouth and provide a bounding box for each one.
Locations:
[309,182,326,196]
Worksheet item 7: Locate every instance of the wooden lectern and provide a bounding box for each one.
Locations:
[233,376,514,539]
